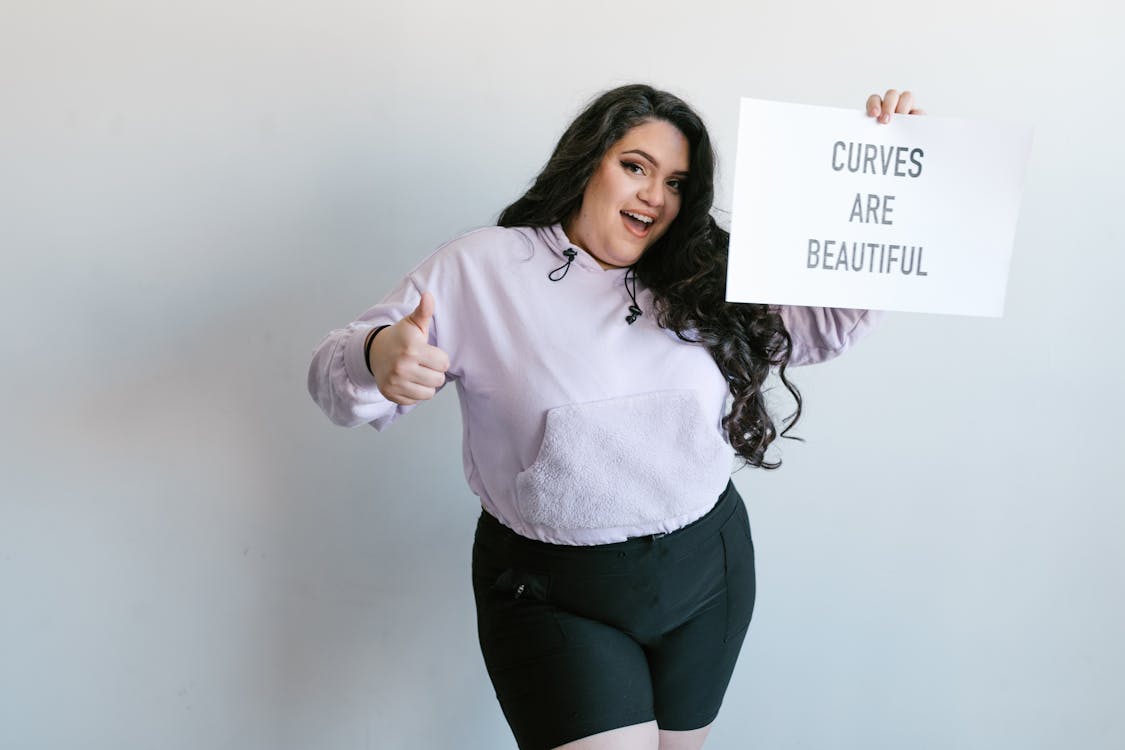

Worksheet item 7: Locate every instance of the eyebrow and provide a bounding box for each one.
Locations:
[622,149,690,177]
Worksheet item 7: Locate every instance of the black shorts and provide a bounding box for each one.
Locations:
[471,480,756,750]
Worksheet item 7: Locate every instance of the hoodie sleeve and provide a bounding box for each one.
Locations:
[779,306,883,367]
[307,273,448,430]
[307,226,509,430]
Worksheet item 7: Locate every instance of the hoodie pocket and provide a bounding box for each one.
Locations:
[514,389,732,532]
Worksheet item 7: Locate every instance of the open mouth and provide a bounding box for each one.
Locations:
[621,210,655,237]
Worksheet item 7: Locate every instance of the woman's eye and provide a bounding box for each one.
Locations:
[621,161,644,175]
[667,179,682,191]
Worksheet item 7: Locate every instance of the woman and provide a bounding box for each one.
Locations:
[309,84,923,750]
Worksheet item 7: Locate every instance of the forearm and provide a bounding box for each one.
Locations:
[779,306,883,366]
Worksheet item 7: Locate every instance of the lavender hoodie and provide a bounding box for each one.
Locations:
[308,224,878,545]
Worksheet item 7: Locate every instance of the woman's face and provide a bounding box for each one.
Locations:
[564,119,690,270]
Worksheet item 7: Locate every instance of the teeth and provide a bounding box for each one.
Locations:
[624,211,654,225]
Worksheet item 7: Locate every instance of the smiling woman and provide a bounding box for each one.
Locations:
[563,120,690,269]
[308,83,915,750]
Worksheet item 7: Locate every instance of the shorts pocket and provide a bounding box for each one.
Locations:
[473,566,570,674]
[490,568,553,602]
[720,508,756,642]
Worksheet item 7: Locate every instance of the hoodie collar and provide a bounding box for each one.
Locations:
[536,223,628,275]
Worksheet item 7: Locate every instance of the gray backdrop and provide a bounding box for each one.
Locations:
[2,0,1122,748]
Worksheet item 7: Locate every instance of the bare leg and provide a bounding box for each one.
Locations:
[551,720,660,750]
[658,722,713,750]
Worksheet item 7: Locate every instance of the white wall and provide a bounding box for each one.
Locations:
[2,1,1122,748]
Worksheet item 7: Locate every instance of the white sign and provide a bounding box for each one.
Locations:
[726,97,1033,317]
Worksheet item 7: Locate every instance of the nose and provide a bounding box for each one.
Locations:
[637,178,664,209]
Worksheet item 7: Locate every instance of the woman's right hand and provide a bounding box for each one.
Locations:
[368,291,450,405]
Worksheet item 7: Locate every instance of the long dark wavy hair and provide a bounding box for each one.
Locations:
[498,84,801,469]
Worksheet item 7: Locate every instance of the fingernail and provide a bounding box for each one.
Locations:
[880,113,890,123]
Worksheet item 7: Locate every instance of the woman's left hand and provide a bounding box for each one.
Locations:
[867,89,925,123]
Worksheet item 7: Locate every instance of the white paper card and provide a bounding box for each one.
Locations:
[726,97,1033,316]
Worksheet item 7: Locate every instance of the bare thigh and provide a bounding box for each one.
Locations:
[549,720,713,750]
[551,720,659,750]
[659,722,713,750]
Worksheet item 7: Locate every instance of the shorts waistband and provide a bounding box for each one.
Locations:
[475,480,740,562]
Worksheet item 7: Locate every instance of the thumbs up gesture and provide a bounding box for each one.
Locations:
[367,291,451,406]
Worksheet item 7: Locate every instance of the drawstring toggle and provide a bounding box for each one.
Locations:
[548,249,577,281]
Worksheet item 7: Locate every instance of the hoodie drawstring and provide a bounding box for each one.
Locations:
[547,247,642,326]
[548,249,577,281]
[624,267,642,325]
